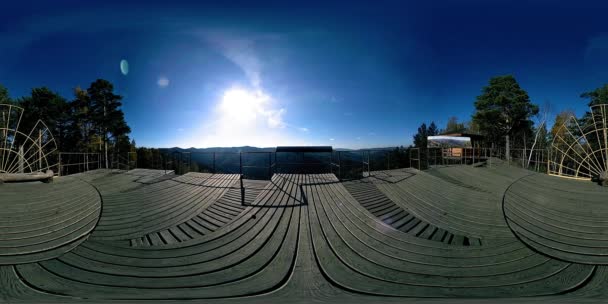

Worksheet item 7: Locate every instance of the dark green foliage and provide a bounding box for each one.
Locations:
[445,117,466,134]
[88,79,131,140]
[580,84,608,134]
[428,122,438,137]
[473,75,538,147]
[135,147,165,170]
[580,84,608,107]
[0,80,135,160]
[16,87,71,151]
[411,122,437,169]
[413,123,428,148]
[0,84,11,104]
[413,122,438,149]
[387,146,411,169]
[70,87,95,151]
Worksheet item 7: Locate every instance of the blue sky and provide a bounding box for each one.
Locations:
[1,1,608,148]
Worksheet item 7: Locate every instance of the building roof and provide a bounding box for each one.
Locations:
[439,132,484,139]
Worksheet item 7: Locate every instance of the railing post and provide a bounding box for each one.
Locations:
[268,152,272,179]
[240,174,245,206]
[409,149,412,169]
[38,130,42,171]
[461,148,464,165]
[473,146,475,164]
[239,152,243,175]
[368,150,371,175]
[58,152,62,176]
[338,151,342,180]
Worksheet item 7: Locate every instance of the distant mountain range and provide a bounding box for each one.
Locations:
[153,145,405,179]
[161,146,398,153]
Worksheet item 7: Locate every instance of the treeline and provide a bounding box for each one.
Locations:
[0,80,134,163]
[411,75,608,157]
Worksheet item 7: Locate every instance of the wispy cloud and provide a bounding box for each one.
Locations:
[202,30,282,89]
[266,108,286,128]
[175,30,305,147]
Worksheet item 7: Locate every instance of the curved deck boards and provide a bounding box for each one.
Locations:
[370,168,516,239]
[1,166,606,302]
[91,173,240,241]
[0,177,101,264]
[304,173,594,297]
[344,179,481,246]
[71,169,173,194]
[130,179,269,247]
[11,174,303,300]
[505,173,608,264]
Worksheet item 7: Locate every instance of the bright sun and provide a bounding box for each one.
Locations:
[219,88,267,123]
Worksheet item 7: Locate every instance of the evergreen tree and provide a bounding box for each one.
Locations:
[87,79,131,168]
[580,84,608,107]
[17,87,70,151]
[445,117,465,133]
[413,123,428,148]
[71,87,95,151]
[473,75,538,159]
[413,121,438,149]
[428,122,439,137]
[0,84,11,104]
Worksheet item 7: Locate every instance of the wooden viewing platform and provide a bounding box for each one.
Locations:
[0,165,607,303]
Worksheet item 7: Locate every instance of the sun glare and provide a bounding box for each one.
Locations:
[219,88,267,123]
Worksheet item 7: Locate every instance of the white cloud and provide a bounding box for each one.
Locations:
[265,108,286,128]
[356,136,361,140]
[157,76,169,88]
[174,30,306,148]
[178,87,304,148]
[298,127,309,132]
[329,138,335,141]
[203,31,266,88]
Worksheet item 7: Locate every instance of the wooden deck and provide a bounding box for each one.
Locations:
[505,172,608,264]
[344,179,481,246]
[0,165,607,302]
[0,177,101,265]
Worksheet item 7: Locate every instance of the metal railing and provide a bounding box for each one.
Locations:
[57,151,138,176]
[54,147,423,183]
[147,149,412,181]
[57,152,101,176]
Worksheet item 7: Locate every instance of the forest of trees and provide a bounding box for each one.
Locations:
[411,75,607,167]
[0,79,135,168]
[3,74,606,175]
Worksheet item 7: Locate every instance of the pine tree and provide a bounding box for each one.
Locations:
[473,75,538,160]
[88,79,131,168]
